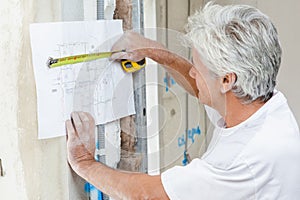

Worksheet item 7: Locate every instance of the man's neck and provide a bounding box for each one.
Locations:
[222,92,265,128]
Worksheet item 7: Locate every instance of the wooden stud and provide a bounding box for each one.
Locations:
[113,0,143,172]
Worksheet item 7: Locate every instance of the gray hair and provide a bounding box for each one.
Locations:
[184,2,282,103]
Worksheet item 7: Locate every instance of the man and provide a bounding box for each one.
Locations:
[66,3,300,199]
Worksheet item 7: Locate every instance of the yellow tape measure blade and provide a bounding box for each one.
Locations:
[47,50,125,68]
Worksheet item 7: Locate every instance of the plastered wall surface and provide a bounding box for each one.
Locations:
[257,0,300,124]
[0,1,26,199]
[1,0,69,199]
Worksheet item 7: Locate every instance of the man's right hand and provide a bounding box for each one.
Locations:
[110,31,165,62]
[111,31,198,96]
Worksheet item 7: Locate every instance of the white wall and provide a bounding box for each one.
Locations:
[0,0,69,199]
[257,0,300,124]
[0,1,25,198]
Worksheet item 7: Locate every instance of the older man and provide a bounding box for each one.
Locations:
[66,3,300,199]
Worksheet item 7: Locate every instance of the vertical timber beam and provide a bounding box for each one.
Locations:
[114,0,147,172]
[114,0,133,30]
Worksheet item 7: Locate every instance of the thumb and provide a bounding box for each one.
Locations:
[110,51,129,61]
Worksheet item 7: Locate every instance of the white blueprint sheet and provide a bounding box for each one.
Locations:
[30,20,135,139]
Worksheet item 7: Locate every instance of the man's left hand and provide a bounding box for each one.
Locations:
[66,112,96,175]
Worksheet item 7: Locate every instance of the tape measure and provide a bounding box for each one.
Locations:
[120,58,146,73]
[47,49,146,73]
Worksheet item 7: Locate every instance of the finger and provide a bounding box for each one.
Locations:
[78,111,91,130]
[73,112,95,139]
[65,121,68,141]
[78,111,90,121]
[111,33,125,48]
[65,119,77,142]
[78,112,96,152]
[83,112,95,123]
[78,112,96,127]
[110,52,129,61]
[71,112,83,133]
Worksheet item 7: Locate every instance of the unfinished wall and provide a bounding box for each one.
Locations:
[156,0,300,173]
[156,0,207,172]
[0,0,70,199]
[1,0,299,199]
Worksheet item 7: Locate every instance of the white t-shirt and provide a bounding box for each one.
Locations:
[161,91,300,200]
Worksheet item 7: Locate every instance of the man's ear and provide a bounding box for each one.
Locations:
[220,73,237,94]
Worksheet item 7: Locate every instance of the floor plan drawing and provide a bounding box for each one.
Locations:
[30,20,135,139]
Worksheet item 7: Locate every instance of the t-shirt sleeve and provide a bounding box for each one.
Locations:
[161,158,255,200]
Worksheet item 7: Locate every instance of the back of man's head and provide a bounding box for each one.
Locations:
[184,2,282,104]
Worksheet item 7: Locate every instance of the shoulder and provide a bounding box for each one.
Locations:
[201,90,300,170]
[263,91,299,133]
[161,158,256,200]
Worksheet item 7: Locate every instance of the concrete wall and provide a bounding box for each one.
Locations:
[0,0,69,199]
